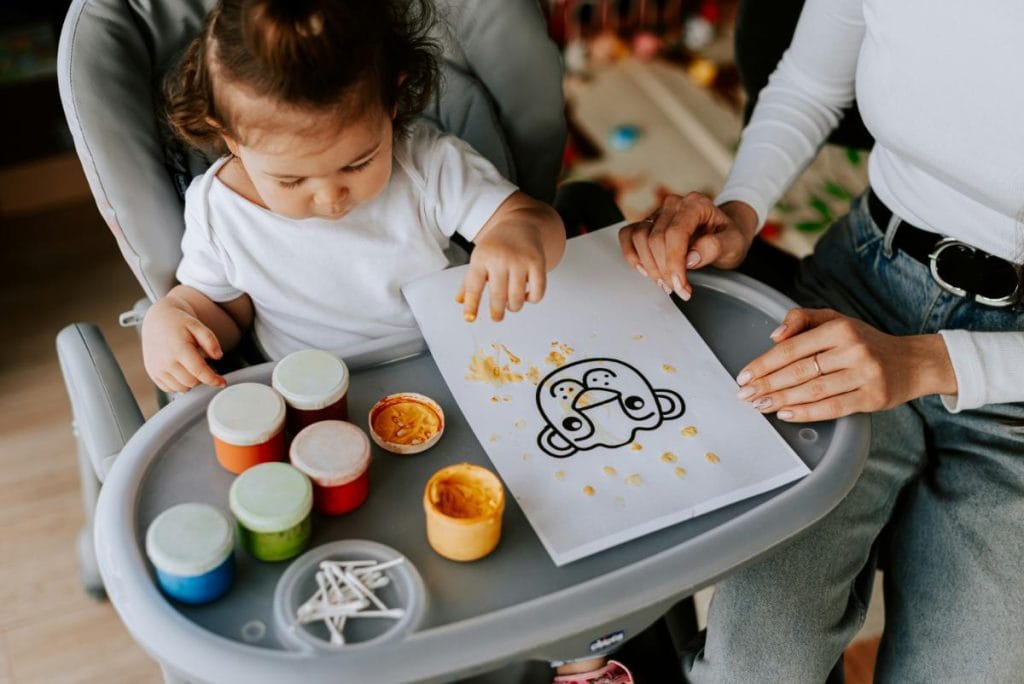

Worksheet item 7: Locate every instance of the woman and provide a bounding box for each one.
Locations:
[620,0,1024,680]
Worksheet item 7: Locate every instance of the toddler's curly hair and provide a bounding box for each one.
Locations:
[164,0,439,153]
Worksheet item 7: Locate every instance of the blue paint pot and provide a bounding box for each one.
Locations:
[146,503,236,604]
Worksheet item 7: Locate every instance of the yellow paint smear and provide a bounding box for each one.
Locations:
[706,452,721,464]
[554,470,566,481]
[661,452,678,463]
[465,345,524,386]
[681,426,698,437]
[583,485,596,497]
[625,473,644,486]
[630,442,643,452]
[675,467,687,478]
[602,465,618,476]
[662,364,677,373]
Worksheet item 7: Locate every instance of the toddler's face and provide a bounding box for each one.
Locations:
[228,104,394,221]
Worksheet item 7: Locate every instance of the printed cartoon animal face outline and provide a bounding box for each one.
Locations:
[536,358,685,458]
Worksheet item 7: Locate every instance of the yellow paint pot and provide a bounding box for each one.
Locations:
[423,463,505,562]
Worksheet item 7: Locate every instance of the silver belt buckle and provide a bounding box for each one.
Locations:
[928,238,1022,307]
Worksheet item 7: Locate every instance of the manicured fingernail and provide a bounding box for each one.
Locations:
[657,279,671,295]
[636,264,649,277]
[679,287,692,302]
[778,410,794,420]
[736,370,752,385]
[753,397,773,411]
[686,251,701,268]
[671,274,686,298]
[737,386,755,400]
[464,311,476,322]
[770,324,787,339]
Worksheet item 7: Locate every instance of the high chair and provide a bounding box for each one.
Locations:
[56,0,566,596]
[56,1,870,682]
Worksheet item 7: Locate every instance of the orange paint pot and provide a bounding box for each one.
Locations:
[272,349,350,436]
[423,463,505,562]
[289,420,371,516]
[369,393,444,455]
[207,383,287,474]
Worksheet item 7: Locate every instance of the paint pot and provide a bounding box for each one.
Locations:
[229,462,313,562]
[423,463,505,562]
[368,393,444,455]
[290,420,371,515]
[271,349,350,435]
[145,503,235,604]
[207,383,286,474]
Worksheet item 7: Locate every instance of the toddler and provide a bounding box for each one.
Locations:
[142,0,565,392]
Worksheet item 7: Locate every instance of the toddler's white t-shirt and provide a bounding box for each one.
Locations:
[176,122,517,360]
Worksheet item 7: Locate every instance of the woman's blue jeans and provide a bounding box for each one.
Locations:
[684,193,1024,683]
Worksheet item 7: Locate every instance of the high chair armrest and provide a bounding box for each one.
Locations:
[57,323,144,482]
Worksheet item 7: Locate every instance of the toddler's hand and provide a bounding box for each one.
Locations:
[458,224,548,322]
[142,301,226,393]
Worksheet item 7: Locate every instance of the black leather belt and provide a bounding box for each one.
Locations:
[867,189,1022,308]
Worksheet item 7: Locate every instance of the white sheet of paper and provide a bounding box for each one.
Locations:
[404,229,809,566]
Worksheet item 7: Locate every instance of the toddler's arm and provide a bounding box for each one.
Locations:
[459,191,566,322]
[141,285,254,393]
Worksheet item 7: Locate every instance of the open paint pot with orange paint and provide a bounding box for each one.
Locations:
[423,463,505,562]
[368,393,444,455]
[207,383,286,474]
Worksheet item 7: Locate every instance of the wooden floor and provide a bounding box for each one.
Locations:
[0,200,162,683]
[0,197,880,683]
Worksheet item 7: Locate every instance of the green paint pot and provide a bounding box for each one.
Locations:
[229,462,313,562]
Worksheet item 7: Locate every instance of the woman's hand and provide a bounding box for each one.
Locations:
[142,297,227,393]
[619,194,759,299]
[458,191,566,322]
[736,308,958,421]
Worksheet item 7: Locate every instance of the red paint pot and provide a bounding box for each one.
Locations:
[289,420,371,515]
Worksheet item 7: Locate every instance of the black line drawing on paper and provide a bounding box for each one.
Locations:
[535,358,685,458]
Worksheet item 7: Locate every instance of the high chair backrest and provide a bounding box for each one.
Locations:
[58,0,566,301]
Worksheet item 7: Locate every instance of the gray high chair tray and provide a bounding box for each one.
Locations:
[94,270,869,684]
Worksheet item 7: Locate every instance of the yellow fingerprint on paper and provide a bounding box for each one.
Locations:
[662,364,677,373]
[706,452,721,464]
[513,418,527,429]
[582,485,596,497]
[630,442,643,452]
[554,470,566,481]
[681,426,698,437]
[526,366,541,384]
[661,452,678,464]
[632,333,644,340]
[675,466,687,478]
[625,473,644,486]
[602,465,618,477]
[489,433,500,443]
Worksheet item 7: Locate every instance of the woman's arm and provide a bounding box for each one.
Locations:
[732,308,956,421]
